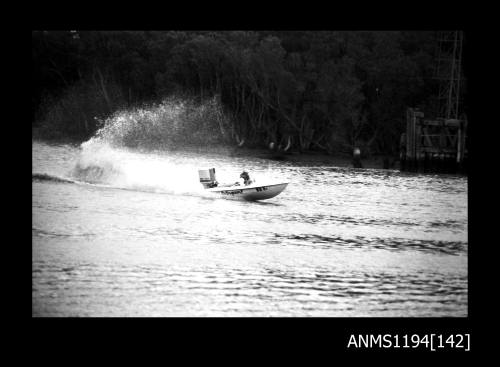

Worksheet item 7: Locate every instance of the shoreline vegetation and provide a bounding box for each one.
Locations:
[32,134,397,170]
[33,31,454,165]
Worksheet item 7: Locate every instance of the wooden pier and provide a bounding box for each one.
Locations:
[400,108,467,173]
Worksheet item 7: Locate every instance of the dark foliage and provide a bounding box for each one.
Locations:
[32,30,443,155]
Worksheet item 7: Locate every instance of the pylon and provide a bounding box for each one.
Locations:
[435,31,464,120]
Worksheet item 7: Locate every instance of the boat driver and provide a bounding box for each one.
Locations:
[240,171,253,186]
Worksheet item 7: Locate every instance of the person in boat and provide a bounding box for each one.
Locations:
[239,171,253,186]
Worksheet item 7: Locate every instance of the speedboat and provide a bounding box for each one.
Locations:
[199,168,288,201]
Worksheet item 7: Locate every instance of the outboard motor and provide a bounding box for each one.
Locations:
[198,168,218,188]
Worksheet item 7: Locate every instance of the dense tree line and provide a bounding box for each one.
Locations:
[32,30,442,156]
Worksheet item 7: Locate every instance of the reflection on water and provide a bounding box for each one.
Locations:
[32,141,468,317]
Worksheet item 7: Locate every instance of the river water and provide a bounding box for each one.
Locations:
[32,140,468,317]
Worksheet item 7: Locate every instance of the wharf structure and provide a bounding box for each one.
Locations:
[400,31,467,174]
[400,108,467,173]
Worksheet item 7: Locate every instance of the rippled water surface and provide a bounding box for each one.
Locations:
[32,141,468,316]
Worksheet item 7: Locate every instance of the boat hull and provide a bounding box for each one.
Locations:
[206,183,288,201]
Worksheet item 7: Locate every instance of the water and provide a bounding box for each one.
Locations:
[32,140,468,317]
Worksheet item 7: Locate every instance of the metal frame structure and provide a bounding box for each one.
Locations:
[435,31,464,120]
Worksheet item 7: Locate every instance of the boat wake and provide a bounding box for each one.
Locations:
[32,170,221,202]
[32,173,78,184]
[33,142,219,200]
